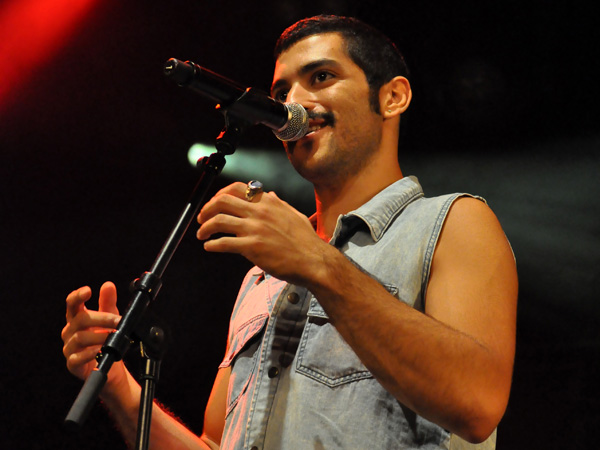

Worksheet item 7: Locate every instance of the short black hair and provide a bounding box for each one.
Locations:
[274,15,409,113]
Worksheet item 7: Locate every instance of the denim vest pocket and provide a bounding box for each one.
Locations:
[220,313,268,416]
[295,284,398,388]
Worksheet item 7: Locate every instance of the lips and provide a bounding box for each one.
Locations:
[305,111,335,136]
[306,119,327,135]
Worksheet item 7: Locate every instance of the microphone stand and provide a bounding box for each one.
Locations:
[64,111,249,450]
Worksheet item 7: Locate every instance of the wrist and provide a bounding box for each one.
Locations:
[302,244,348,297]
[99,367,140,412]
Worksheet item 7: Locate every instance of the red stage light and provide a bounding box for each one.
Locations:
[0,0,97,114]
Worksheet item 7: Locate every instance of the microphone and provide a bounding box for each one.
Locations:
[163,58,308,141]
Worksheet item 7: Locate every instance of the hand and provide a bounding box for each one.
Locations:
[197,182,332,286]
[61,282,128,393]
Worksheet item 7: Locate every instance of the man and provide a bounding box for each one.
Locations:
[62,15,517,449]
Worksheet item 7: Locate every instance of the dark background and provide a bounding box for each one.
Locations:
[2,1,599,448]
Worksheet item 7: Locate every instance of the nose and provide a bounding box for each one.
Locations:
[285,83,313,108]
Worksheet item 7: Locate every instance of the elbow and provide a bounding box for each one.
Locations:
[455,361,513,443]
[454,392,509,444]
[457,421,497,444]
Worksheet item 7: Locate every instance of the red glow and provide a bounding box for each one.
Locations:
[0,0,97,113]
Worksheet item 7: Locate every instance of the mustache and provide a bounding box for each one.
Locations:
[284,110,335,154]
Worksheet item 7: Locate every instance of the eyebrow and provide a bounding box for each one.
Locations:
[271,58,341,95]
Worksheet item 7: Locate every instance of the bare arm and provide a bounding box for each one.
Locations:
[304,198,517,442]
[198,186,517,443]
[199,367,230,449]
[62,283,228,449]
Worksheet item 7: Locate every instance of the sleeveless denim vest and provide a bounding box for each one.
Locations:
[218,177,496,449]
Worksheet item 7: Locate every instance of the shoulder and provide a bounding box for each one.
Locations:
[402,193,494,244]
[441,196,508,247]
[427,195,517,313]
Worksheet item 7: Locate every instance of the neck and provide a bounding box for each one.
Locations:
[313,155,403,241]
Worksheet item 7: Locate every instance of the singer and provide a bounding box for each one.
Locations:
[62,15,517,449]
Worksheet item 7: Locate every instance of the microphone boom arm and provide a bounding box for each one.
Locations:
[163,58,308,142]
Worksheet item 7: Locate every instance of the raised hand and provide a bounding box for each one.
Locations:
[61,282,128,391]
[197,182,332,286]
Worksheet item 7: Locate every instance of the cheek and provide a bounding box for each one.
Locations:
[337,100,377,132]
[342,110,382,146]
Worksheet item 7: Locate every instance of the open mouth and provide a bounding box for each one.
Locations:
[306,119,327,135]
[305,111,335,136]
[286,111,335,151]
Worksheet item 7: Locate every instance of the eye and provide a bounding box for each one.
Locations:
[274,89,288,102]
[313,71,334,84]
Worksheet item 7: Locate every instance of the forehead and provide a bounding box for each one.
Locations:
[272,32,353,81]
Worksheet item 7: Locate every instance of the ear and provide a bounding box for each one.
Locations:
[379,76,412,118]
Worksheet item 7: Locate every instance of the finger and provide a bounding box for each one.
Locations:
[203,235,253,254]
[66,345,102,373]
[198,193,250,225]
[213,181,247,199]
[197,214,245,241]
[98,281,119,315]
[201,182,247,216]
[65,309,120,337]
[63,328,112,358]
[246,190,264,204]
[66,286,92,322]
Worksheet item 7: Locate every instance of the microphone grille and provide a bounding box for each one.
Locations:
[273,103,309,142]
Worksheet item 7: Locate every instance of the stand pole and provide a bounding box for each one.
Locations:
[64,151,226,431]
[65,95,250,450]
[135,327,164,450]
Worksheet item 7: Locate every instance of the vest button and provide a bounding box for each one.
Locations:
[287,292,300,304]
[268,366,279,378]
